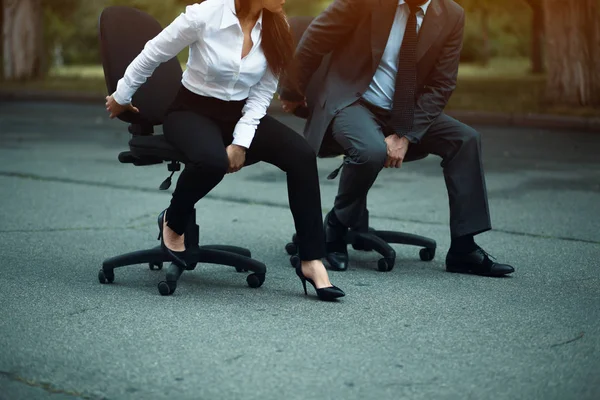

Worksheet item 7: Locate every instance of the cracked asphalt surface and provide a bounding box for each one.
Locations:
[0,101,599,400]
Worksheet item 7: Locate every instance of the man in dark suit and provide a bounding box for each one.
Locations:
[280,0,514,276]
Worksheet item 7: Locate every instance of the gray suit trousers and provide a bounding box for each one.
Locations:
[330,101,492,239]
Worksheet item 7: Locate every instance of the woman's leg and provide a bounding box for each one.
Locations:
[246,115,334,289]
[162,111,229,246]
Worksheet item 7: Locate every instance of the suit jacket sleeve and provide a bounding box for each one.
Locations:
[279,0,363,101]
[405,11,465,144]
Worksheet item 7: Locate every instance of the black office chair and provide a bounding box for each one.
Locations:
[284,17,437,272]
[97,6,266,295]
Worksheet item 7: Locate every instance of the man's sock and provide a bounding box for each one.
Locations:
[450,234,478,254]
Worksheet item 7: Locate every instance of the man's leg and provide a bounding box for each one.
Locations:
[331,103,388,228]
[411,113,514,276]
[326,102,388,270]
[411,113,491,240]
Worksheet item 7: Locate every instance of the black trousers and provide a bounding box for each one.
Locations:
[331,100,492,239]
[163,86,325,260]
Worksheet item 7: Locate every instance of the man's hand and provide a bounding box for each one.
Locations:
[279,95,307,114]
[226,144,246,173]
[384,135,410,168]
[105,95,139,119]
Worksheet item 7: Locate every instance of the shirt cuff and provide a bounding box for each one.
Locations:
[232,122,256,149]
[402,134,418,144]
[112,80,133,105]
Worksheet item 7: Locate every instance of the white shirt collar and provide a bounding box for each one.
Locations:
[221,0,263,29]
[398,0,432,14]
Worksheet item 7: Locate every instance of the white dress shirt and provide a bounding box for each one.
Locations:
[113,0,278,149]
[362,0,431,110]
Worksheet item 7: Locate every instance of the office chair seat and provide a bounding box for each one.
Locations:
[97,6,267,295]
[126,135,260,166]
[129,135,186,163]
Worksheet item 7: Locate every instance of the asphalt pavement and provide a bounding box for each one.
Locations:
[0,101,599,400]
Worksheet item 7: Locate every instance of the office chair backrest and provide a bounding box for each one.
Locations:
[287,16,331,114]
[289,16,313,46]
[98,6,183,127]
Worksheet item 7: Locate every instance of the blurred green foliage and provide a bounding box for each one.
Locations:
[43,0,324,65]
[42,0,534,65]
[44,0,183,64]
[455,0,533,62]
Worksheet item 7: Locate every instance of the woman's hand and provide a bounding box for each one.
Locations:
[226,144,246,173]
[105,95,139,119]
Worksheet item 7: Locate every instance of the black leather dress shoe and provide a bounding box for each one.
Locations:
[446,247,514,277]
[324,210,349,271]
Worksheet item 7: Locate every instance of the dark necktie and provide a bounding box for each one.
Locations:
[389,0,426,136]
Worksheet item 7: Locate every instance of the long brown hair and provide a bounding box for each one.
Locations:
[236,1,296,79]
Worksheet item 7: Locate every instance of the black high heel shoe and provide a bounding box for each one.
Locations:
[157,210,188,268]
[295,265,345,301]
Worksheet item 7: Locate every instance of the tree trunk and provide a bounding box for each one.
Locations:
[480,6,490,66]
[530,1,545,74]
[2,0,45,80]
[0,1,4,79]
[544,0,600,106]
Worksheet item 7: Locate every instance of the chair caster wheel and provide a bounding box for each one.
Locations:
[246,273,265,288]
[419,248,435,261]
[289,255,301,268]
[285,242,298,255]
[149,262,163,271]
[98,268,114,284]
[235,267,249,273]
[158,281,176,296]
[377,258,395,272]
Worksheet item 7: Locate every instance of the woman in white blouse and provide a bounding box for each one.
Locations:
[105,0,344,301]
